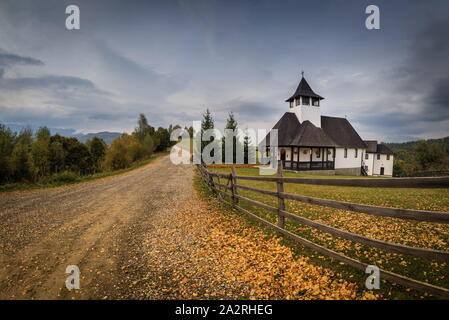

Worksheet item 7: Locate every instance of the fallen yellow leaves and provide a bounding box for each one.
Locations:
[140,184,379,300]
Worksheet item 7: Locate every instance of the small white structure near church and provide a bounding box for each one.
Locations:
[264,74,394,176]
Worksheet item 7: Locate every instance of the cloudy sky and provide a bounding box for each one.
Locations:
[1,0,448,142]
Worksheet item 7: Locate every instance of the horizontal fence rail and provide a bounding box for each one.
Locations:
[236,184,449,224]
[233,175,449,189]
[197,164,449,299]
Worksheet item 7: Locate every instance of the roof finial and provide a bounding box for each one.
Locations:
[301,70,304,78]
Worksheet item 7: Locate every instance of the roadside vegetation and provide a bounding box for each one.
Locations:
[205,166,449,299]
[0,114,177,191]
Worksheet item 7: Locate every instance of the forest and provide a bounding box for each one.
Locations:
[387,137,449,176]
[0,114,178,186]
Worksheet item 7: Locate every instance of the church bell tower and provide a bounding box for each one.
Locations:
[286,72,324,127]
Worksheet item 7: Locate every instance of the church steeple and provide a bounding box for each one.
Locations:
[286,73,324,105]
[286,73,324,127]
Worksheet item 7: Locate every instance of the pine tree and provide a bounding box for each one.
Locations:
[201,109,214,155]
[222,112,242,163]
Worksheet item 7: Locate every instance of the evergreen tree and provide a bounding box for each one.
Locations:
[200,109,215,156]
[243,135,250,164]
[222,112,242,163]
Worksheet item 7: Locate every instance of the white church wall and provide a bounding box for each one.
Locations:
[311,148,325,161]
[290,105,321,127]
[277,147,335,163]
[298,148,310,161]
[334,147,364,169]
[372,154,393,176]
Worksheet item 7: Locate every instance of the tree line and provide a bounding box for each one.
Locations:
[200,109,254,164]
[390,138,449,177]
[0,114,177,185]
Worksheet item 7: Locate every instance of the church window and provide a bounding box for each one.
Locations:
[355,148,358,158]
[312,98,320,106]
[344,148,348,158]
[302,96,310,105]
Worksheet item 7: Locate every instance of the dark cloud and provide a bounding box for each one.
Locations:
[228,101,277,117]
[0,49,44,68]
[429,77,449,119]
[0,75,99,92]
[391,13,449,120]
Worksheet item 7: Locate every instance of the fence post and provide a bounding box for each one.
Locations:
[277,160,285,228]
[209,169,216,193]
[231,167,239,207]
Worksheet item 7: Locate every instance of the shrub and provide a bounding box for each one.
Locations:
[42,171,80,184]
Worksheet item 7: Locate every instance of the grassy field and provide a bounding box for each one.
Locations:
[204,167,449,299]
[0,151,168,193]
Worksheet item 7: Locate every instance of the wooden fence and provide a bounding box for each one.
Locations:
[197,163,449,299]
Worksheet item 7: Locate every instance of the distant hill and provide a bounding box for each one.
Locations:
[385,136,449,176]
[385,136,449,156]
[3,123,122,145]
[74,132,123,144]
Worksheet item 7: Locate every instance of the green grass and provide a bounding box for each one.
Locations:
[200,166,449,299]
[0,151,168,193]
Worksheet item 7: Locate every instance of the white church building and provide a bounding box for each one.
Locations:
[264,75,394,176]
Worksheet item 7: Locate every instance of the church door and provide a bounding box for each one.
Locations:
[380,167,384,175]
[280,149,286,168]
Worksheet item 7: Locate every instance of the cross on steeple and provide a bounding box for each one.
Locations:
[301,70,304,78]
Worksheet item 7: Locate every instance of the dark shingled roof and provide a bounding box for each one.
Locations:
[286,77,324,102]
[363,140,378,153]
[264,113,337,147]
[291,121,337,147]
[321,116,366,149]
[377,144,394,155]
[363,140,394,155]
[263,113,369,149]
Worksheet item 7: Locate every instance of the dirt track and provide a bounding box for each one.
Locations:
[0,155,193,299]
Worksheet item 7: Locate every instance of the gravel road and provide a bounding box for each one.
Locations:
[0,155,193,299]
